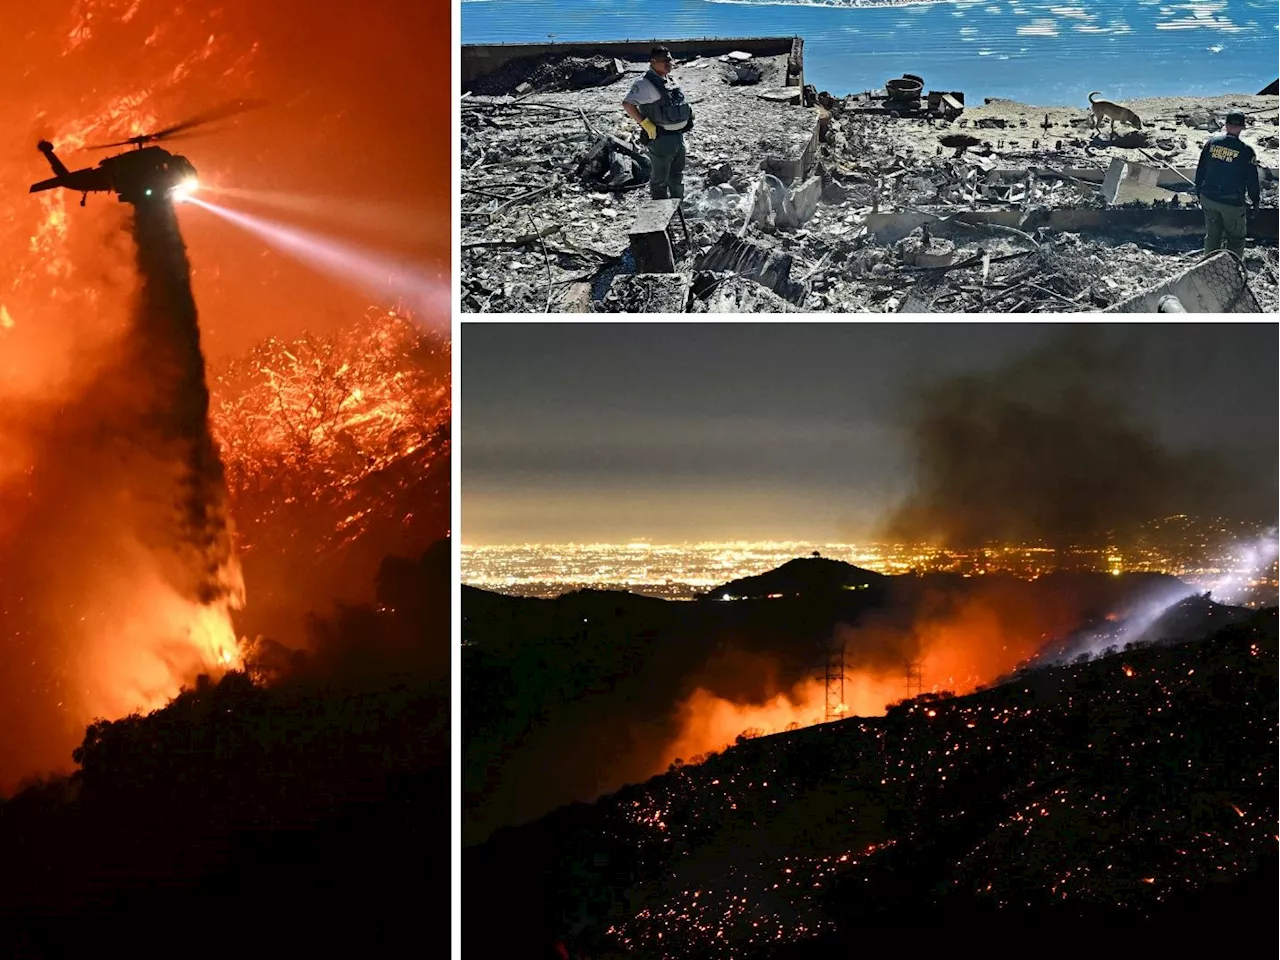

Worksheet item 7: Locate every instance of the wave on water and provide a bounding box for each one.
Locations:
[703,0,1257,35]
[703,0,955,8]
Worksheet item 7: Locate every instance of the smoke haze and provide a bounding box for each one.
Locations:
[887,334,1231,548]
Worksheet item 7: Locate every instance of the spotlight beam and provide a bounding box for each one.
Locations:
[202,185,442,244]
[186,197,448,320]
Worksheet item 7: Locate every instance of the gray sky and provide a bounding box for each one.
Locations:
[462,322,1278,544]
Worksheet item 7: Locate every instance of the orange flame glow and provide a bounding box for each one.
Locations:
[661,593,1069,772]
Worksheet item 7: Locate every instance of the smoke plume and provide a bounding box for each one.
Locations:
[886,334,1224,548]
[0,204,241,789]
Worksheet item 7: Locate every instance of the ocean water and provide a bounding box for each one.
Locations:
[461,0,1279,106]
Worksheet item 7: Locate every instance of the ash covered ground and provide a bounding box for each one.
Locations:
[461,50,1279,313]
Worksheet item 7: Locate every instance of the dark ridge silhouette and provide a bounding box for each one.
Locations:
[0,538,449,955]
[466,608,1277,958]
[464,559,1252,846]
[700,556,888,600]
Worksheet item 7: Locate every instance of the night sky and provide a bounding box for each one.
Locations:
[462,323,1279,544]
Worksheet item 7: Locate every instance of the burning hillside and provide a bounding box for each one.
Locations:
[0,0,448,789]
[212,308,449,554]
[211,306,451,645]
[467,609,1277,957]
[462,558,1277,846]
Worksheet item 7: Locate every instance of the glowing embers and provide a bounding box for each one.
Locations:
[185,197,448,319]
[209,308,449,555]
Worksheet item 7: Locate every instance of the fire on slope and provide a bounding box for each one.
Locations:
[209,307,450,652]
[211,307,449,557]
[660,593,1067,773]
[0,1,447,788]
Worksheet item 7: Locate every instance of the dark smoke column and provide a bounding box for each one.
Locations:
[129,199,240,609]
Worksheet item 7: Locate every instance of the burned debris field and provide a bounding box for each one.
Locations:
[460,40,1279,313]
[465,577,1277,957]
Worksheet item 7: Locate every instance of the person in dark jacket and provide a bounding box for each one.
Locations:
[1194,111,1261,259]
[622,45,694,200]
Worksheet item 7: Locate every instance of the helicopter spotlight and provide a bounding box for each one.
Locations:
[170,177,200,203]
[28,99,264,206]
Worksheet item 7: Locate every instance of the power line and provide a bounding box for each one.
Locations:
[819,636,847,722]
[905,659,924,699]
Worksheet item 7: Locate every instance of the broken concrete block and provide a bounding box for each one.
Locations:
[727,51,754,61]
[515,81,533,96]
[778,176,822,230]
[1103,250,1260,313]
[599,273,691,313]
[758,88,802,106]
[1100,158,1127,205]
[556,282,593,312]
[898,289,935,312]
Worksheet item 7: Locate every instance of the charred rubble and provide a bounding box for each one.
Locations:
[461,44,1279,313]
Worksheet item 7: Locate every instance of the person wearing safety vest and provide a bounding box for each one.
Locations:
[622,45,695,200]
[1194,111,1261,260]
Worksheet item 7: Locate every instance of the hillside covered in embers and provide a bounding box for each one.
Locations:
[467,607,1277,958]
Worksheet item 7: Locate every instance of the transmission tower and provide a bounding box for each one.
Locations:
[819,636,847,722]
[904,660,924,699]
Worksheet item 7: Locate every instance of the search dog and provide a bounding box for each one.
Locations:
[1088,91,1143,139]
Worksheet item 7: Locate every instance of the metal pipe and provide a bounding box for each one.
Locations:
[1157,294,1187,312]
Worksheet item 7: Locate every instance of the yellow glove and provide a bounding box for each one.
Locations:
[640,119,658,140]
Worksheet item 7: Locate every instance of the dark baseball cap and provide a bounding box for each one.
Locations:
[1224,111,1247,126]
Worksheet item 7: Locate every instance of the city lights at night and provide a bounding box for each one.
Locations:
[463,322,1277,958]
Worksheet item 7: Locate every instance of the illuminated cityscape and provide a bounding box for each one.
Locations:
[463,516,1278,607]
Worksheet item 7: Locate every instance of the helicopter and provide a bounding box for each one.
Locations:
[28,99,265,206]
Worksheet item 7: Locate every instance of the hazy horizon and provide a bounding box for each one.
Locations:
[462,324,1279,546]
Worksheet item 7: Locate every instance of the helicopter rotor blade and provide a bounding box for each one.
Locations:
[84,137,145,150]
[82,99,268,150]
[146,98,269,142]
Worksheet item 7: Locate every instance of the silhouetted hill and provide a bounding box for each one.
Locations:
[466,608,1277,958]
[701,556,888,600]
[463,564,1240,846]
[0,539,450,956]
